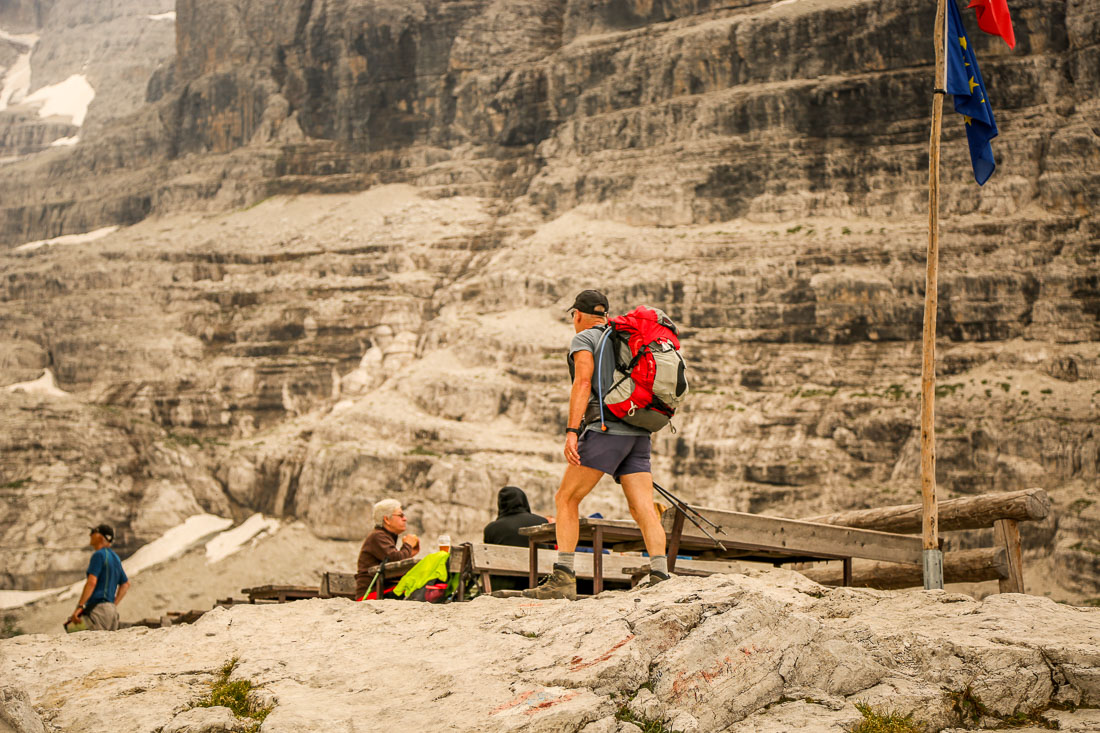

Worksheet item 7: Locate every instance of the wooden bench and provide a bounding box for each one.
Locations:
[800,488,1051,592]
[468,542,639,593]
[519,510,925,594]
[320,545,475,601]
[323,544,647,597]
[240,585,321,603]
[129,609,207,628]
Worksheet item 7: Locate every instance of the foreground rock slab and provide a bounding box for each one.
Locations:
[2,570,1098,732]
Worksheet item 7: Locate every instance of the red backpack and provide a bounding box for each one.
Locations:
[593,306,690,433]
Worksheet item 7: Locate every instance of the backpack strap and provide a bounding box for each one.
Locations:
[594,327,616,432]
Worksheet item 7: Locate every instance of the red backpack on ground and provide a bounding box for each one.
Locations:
[594,306,690,433]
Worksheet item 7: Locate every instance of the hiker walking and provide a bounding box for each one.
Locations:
[67,523,130,631]
[524,290,687,599]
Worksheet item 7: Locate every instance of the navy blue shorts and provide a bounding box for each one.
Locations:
[578,431,651,479]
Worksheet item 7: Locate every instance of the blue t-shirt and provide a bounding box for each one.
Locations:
[86,547,128,607]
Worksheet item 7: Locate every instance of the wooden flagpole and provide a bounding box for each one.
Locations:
[921,0,948,589]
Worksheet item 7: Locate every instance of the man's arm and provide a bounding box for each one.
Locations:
[564,350,595,466]
[68,574,98,624]
[114,580,130,606]
[367,530,417,564]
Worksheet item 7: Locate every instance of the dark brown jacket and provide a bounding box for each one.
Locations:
[355,526,416,598]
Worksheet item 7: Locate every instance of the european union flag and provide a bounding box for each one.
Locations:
[946,0,998,185]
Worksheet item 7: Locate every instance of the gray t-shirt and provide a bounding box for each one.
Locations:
[569,327,650,436]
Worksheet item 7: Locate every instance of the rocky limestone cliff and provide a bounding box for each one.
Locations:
[0,0,175,159]
[1,0,1097,242]
[2,573,1099,732]
[0,0,1097,603]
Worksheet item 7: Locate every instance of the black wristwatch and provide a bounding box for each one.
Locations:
[565,427,582,436]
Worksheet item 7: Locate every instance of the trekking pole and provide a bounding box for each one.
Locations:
[652,480,721,531]
[364,560,386,600]
[652,481,727,551]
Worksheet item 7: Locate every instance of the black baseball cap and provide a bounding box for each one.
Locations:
[89,524,114,542]
[567,289,609,316]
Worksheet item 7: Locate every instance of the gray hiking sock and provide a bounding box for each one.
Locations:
[651,555,669,576]
[555,551,576,573]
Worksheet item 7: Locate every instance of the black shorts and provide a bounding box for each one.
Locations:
[578,431,651,479]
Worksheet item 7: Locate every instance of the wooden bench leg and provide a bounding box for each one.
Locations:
[529,538,538,589]
[481,572,492,595]
[994,518,1025,593]
[667,509,685,573]
[593,526,604,595]
[456,546,468,602]
[843,558,853,587]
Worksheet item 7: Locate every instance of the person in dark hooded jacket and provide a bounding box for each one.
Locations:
[483,486,547,547]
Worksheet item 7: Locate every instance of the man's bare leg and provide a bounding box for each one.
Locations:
[516,464,603,599]
[554,464,605,552]
[619,472,666,558]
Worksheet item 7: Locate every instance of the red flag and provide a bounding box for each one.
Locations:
[967,0,1016,49]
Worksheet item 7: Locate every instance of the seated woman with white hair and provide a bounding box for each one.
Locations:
[354,499,420,599]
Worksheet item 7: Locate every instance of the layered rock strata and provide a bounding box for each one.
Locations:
[1,187,1096,599]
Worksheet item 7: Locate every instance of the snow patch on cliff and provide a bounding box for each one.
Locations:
[15,225,119,251]
[205,514,281,563]
[3,369,69,398]
[22,74,95,126]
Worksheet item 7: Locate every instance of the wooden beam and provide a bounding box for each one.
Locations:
[661,506,924,565]
[804,488,1051,534]
[799,547,1008,590]
[993,519,1025,593]
[623,557,742,578]
[471,543,637,582]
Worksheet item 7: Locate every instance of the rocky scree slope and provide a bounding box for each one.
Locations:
[2,572,1099,732]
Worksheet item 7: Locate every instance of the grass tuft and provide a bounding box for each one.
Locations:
[948,685,992,725]
[193,658,272,732]
[848,702,922,733]
[615,706,680,733]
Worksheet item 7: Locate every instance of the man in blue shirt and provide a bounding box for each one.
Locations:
[67,523,130,631]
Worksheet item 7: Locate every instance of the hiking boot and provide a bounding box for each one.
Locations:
[521,566,577,600]
[638,571,670,589]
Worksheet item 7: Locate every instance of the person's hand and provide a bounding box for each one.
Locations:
[564,432,580,466]
[67,606,83,625]
[402,534,419,550]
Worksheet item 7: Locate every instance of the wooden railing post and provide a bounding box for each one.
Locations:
[993,519,1025,593]
[920,0,948,591]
